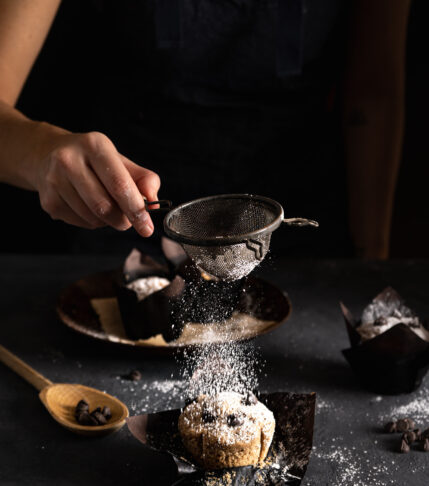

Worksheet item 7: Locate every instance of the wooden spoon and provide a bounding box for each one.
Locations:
[0,344,129,436]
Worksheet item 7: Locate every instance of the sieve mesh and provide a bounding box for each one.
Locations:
[166,196,279,241]
[164,195,283,281]
[182,234,272,281]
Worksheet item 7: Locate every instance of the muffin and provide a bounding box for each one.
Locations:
[178,391,275,469]
[356,287,429,342]
[341,287,429,394]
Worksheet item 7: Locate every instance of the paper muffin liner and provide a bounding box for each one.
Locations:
[340,289,429,394]
[126,392,316,486]
[116,242,247,343]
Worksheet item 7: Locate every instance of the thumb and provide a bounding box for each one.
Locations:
[120,155,161,203]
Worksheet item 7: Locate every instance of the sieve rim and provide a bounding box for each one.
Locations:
[163,194,284,246]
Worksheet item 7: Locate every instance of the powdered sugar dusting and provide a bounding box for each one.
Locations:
[179,391,275,447]
[379,386,429,423]
[313,446,397,486]
[358,287,429,341]
[126,276,170,301]
[180,343,261,399]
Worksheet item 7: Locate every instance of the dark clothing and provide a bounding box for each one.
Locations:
[7,0,352,256]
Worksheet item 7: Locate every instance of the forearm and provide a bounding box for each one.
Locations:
[0,101,68,190]
[344,92,405,259]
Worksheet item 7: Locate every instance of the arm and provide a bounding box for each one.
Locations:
[343,0,412,259]
[0,0,159,236]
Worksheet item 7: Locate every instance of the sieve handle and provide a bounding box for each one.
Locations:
[144,200,173,212]
[283,218,319,227]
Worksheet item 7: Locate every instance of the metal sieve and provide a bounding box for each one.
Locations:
[161,194,318,281]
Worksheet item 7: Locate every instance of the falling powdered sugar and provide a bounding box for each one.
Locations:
[180,342,262,400]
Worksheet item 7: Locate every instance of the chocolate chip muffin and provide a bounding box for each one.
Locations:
[178,391,275,469]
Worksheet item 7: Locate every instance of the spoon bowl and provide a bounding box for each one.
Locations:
[39,383,129,436]
[0,344,129,437]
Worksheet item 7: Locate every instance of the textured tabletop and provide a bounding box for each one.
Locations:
[0,254,428,485]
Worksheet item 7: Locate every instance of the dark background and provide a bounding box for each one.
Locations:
[0,0,427,257]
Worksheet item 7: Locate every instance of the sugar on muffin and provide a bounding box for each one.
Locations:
[178,391,275,469]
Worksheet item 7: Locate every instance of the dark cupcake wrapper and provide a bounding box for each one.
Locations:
[340,290,429,394]
[115,242,254,342]
[115,248,184,342]
[127,392,316,486]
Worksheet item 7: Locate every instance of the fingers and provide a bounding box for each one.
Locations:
[62,157,132,231]
[40,189,104,230]
[121,156,161,203]
[41,131,161,237]
[82,133,155,237]
[58,178,108,229]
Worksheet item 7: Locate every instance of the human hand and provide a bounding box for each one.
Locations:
[29,130,160,237]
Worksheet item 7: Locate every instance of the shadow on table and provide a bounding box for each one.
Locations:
[262,353,366,395]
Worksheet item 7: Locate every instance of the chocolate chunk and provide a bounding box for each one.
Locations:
[420,428,429,440]
[403,431,417,445]
[227,414,244,427]
[423,438,429,452]
[374,316,388,327]
[76,399,89,412]
[202,410,215,424]
[414,428,422,440]
[242,392,258,406]
[124,370,142,381]
[400,439,410,453]
[77,411,98,426]
[93,407,102,414]
[405,418,415,430]
[384,421,397,433]
[91,410,107,425]
[102,406,112,420]
[396,419,410,432]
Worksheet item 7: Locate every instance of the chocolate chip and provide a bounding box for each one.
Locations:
[374,316,388,327]
[76,399,89,412]
[423,438,429,452]
[400,439,410,453]
[384,421,397,433]
[102,406,111,420]
[77,411,98,426]
[406,418,415,430]
[227,414,244,427]
[202,410,215,423]
[126,370,142,381]
[91,410,107,425]
[414,428,422,440]
[242,392,258,406]
[403,431,417,445]
[396,419,410,432]
[93,407,102,414]
[421,428,429,440]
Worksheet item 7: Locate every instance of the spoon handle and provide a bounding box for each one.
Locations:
[0,344,53,391]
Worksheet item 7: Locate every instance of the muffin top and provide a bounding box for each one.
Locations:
[357,287,429,342]
[179,391,275,446]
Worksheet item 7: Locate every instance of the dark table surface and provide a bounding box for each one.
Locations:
[1,254,429,486]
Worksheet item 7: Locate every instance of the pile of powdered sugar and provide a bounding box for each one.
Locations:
[126,276,170,301]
